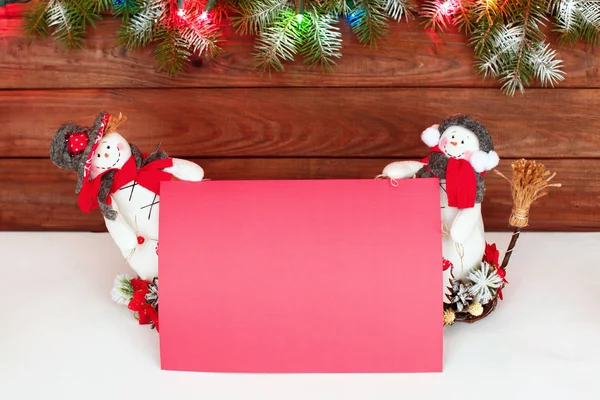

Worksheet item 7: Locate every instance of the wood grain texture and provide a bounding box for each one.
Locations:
[0,158,592,232]
[1,16,600,89]
[2,87,600,158]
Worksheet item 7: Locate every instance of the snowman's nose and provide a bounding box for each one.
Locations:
[450,141,457,146]
[104,153,109,158]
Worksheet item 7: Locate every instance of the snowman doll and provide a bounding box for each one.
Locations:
[50,112,204,280]
[381,115,499,303]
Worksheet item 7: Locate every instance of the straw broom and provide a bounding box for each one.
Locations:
[494,159,562,270]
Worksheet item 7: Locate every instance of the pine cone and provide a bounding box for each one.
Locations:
[468,301,483,316]
[443,309,456,325]
[450,280,473,312]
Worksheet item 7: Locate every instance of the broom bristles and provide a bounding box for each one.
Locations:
[494,159,562,228]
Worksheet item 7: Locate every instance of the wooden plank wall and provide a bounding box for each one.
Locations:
[1,5,598,231]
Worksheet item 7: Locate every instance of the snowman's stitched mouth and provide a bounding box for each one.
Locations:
[443,147,464,159]
[98,150,121,170]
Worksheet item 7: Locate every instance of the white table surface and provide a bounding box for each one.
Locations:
[1,231,599,399]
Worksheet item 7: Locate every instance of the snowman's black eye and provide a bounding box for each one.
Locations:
[97,154,100,158]
[452,135,455,139]
[107,145,110,150]
[461,140,464,144]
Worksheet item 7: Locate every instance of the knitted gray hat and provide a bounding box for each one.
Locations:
[50,112,111,194]
[437,114,494,152]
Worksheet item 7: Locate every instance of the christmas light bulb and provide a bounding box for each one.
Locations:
[439,0,455,16]
[296,0,304,25]
[200,11,208,21]
[177,9,185,17]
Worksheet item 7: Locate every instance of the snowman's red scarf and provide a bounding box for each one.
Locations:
[422,146,478,209]
[78,155,173,213]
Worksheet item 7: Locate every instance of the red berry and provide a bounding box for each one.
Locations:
[137,236,145,245]
[442,259,453,271]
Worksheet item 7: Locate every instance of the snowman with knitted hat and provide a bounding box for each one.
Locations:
[381,115,499,303]
[50,111,204,280]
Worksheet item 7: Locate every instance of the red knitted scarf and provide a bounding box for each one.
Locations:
[78,155,173,213]
[422,146,477,209]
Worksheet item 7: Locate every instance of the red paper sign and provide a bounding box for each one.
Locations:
[159,179,442,373]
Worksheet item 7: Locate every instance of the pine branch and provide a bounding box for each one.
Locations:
[527,41,565,87]
[118,0,165,50]
[315,0,351,15]
[113,0,142,22]
[24,0,53,38]
[381,0,415,22]
[552,0,600,44]
[454,0,476,34]
[299,8,342,70]
[253,10,302,73]
[233,0,291,35]
[469,0,564,96]
[69,0,101,29]
[421,0,458,31]
[45,0,89,48]
[94,0,113,13]
[178,17,221,57]
[154,26,192,75]
[350,0,389,47]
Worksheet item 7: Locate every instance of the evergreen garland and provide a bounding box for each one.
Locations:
[19,0,600,95]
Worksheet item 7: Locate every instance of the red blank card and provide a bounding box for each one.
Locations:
[159,179,442,373]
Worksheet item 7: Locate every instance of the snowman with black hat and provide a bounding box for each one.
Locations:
[50,111,205,280]
[381,114,499,303]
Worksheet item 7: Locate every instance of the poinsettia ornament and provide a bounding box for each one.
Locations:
[50,112,205,280]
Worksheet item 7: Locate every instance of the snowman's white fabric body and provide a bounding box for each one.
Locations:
[90,132,204,279]
[382,124,498,303]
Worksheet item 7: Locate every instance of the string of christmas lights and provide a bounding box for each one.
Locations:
[21,0,600,95]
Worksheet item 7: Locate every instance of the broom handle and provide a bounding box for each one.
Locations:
[500,227,522,270]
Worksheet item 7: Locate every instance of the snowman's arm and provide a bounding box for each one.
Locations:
[382,161,425,179]
[103,200,138,258]
[450,203,482,244]
[163,158,204,182]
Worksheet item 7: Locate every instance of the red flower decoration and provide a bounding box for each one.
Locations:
[128,278,159,332]
[483,243,500,267]
[497,287,504,301]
